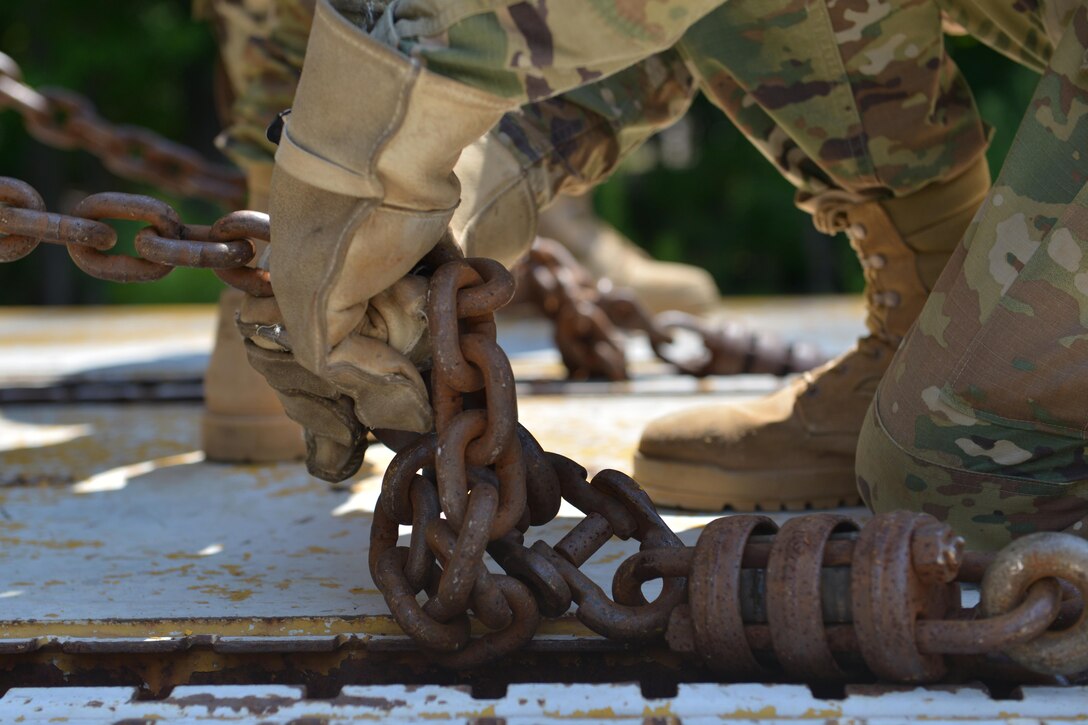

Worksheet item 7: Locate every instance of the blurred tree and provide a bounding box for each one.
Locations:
[0,9,1039,303]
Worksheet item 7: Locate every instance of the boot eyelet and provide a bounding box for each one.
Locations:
[848,223,868,240]
[867,253,886,269]
[876,291,901,308]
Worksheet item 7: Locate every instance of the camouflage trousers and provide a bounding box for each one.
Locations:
[857,2,1088,550]
[200,0,988,200]
[200,0,1088,549]
[194,0,315,175]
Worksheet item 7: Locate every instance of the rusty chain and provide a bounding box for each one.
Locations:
[0,177,270,296]
[0,52,246,208]
[522,237,829,381]
[369,252,1088,681]
[519,238,638,380]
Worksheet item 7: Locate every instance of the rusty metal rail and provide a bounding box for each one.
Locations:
[0,52,245,207]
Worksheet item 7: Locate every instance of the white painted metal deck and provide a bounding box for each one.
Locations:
[1,300,1084,719]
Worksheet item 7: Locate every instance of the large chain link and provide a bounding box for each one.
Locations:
[0,52,245,208]
[373,254,1088,681]
[372,250,546,665]
[0,177,270,296]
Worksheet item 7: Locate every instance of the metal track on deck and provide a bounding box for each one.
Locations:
[2,683,1087,723]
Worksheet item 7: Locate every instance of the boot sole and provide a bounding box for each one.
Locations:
[202,413,306,463]
[632,452,862,513]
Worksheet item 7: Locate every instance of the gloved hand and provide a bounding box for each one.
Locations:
[238,283,428,481]
[236,0,511,480]
[451,131,540,269]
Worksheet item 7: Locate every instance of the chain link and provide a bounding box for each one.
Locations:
[0,52,245,208]
[520,239,630,381]
[0,177,271,296]
[372,252,544,666]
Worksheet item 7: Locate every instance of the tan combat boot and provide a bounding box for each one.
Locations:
[536,193,720,315]
[633,158,991,511]
[202,165,306,462]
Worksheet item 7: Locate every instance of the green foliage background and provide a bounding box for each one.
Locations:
[0,2,1039,304]
[0,1,223,305]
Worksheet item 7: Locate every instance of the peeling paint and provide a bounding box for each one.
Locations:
[0,536,102,550]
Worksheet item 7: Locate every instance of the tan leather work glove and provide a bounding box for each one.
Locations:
[236,0,509,480]
[239,286,427,481]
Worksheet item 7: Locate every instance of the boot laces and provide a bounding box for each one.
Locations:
[810,191,906,345]
[810,191,860,236]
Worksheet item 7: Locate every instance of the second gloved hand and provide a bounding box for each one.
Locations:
[255,0,509,453]
[239,278,429,481]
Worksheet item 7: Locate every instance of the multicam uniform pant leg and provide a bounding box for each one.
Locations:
[678,0,988,201]
[937,0,1077,73]
[857,0,1088,550]
[195,0,315,173]
[407,0,989,212]
[201,0,988,207]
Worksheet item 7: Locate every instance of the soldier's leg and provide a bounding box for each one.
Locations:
[857,3,1088,550]
[634,0,993,511]
[197,0,315,202]
[197,0,313,463]
[454,47,704,264]
[502,67,722,314]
